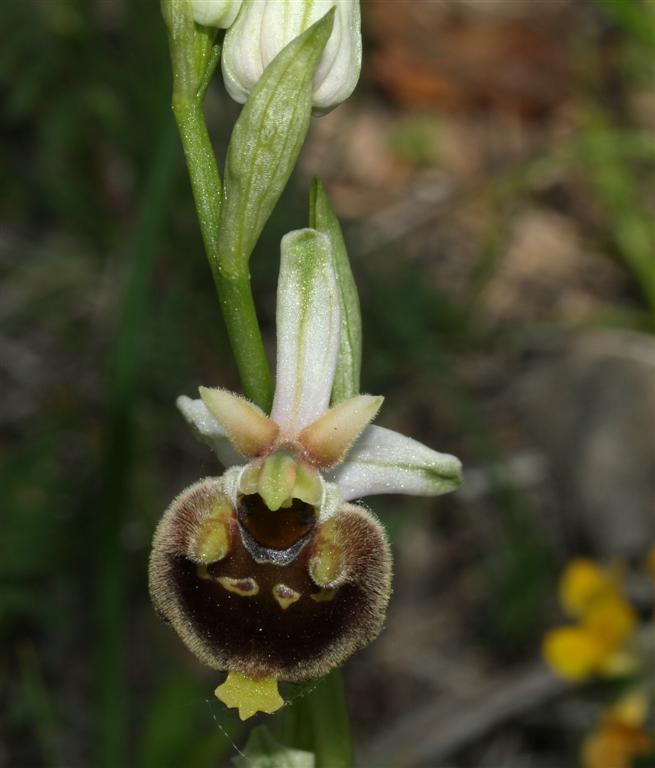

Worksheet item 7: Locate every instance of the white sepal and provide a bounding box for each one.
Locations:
[329,425,463,501]
[270,228,340,437]
[176,396,243,468]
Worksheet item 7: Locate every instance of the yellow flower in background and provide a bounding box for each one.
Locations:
[543,626,608,680]
[544,556,655,766]
[583,718,652,768]
[543,558,637,682]
[582,692,654,768]
[558,559,617,617]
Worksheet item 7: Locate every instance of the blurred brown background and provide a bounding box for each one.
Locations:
[1,0,654,766]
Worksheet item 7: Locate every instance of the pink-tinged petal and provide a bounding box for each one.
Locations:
[298,394,383,468]
[328,425,462,500]
[270,229,340,436]
[176,396,243,468]
[199,387,279,458]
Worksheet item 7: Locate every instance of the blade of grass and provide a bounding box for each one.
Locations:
[17,643,61,767]
[96,114,180,768]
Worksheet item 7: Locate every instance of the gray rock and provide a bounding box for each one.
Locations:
[517,329,655,559]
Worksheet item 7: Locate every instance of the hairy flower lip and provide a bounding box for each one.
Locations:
[150,478,392,683]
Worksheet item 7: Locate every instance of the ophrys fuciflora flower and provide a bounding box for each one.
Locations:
[149,229,462,719]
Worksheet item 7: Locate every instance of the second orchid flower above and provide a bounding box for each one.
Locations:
[150,226,462,720]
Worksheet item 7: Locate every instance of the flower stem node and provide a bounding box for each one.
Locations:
[215,671,284,720]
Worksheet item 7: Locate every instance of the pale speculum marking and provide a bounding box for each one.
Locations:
[218,576,260,596]
[272,583,301,609]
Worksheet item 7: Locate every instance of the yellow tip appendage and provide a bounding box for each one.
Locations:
[215,671,284,720]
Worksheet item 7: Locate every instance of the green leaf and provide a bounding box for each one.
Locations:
[218,8,335,276]
[233,726,314,768]
[309,178,362,403]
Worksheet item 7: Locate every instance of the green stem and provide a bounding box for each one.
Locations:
[304,671,353,768]
[172,96,273,410]
[275,671,353,768]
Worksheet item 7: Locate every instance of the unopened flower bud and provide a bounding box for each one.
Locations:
[222,0,361,112]
[192,0,243,28]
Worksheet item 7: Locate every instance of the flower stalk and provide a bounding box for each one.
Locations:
[164,1,273,408]
[173,93,274,408]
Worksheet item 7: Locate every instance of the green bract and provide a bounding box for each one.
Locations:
[310,178,362,403]
[218,9,335,276]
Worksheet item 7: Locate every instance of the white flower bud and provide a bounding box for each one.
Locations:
[192,0,243,28]
[222,0,361,112]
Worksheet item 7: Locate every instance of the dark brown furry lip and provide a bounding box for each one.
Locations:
[149,477,392,683]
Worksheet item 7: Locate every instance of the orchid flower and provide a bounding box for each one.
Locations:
[149,229,462,720]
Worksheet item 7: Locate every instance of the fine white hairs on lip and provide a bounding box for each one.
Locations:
[328,425,463,501]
